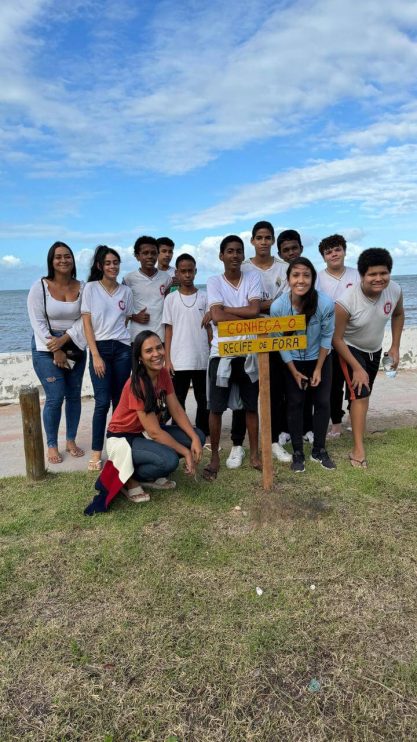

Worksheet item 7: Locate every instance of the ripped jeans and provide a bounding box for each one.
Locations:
[31,335,87,448]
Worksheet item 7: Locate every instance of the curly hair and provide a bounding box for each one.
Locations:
[318,234,347,257]
[357,248,393,277]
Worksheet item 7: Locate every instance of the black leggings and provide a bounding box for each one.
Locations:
[284,355,332,453]
[172,369,209,436]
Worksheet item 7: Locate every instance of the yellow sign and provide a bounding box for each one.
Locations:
[219,335,307,357]
[218,315,305,337]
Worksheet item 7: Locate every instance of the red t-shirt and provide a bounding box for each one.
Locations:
[108,368,174,435]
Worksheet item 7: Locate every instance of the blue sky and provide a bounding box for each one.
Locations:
[2,0,417,289]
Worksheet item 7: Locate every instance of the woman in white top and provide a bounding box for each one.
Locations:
[27,241,87,464]
[82,246,134,471]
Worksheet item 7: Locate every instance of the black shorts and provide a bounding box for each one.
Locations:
[208,356,259,414]
[339,345,382,401]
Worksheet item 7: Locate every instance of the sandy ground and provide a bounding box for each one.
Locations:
[1,368,416,478]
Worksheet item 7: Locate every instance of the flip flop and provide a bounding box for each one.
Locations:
[327,431,341,439]
[66,445,85,457]
[120,485,150,503]
[47,451,63,464]
[87,459,102,472]
[138,477,176,490]
[203,443,222,452]
[203,464,219,482]
[349,454,368,469]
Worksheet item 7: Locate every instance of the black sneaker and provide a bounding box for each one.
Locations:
[310,448,336,470]
[291,451,305,473]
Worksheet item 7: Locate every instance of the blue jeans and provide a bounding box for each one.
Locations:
[129,424,205,481]
[90,340,132,451]
[31,335,87,448]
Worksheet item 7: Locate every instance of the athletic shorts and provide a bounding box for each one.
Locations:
[339,345,382,401]
[208,356,259,414]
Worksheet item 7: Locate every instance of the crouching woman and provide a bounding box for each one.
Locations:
[84,330,204,513]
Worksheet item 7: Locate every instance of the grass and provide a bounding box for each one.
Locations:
[1,428,417,741]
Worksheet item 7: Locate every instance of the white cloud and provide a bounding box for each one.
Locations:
[179,144,417,228]
[0,254,22,266]
[391,240,417,257]
[2,0,417,175]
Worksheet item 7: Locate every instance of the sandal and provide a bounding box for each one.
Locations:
[349,454,368,469]
[138,477,176,490]
[120,485,150,503]
[327,431,341,439]
[87,459,102,472]
[47,450,63,464]
[203,443,222,452]
[203,464,219,482]
[66,444,85,458]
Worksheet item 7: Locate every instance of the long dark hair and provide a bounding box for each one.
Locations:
[87,245,121,282]
[131,331,162,413]
[287,257,318,326]
[44,241,76,280]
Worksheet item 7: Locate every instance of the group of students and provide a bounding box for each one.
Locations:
[27,222,404,511]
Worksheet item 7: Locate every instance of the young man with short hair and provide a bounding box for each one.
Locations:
[156,237,176,279]
[333,248,404,468]
[227,221,291,467]
[277,229,303,263]
[316,234,360,437]
[205,235,262,480]
[123,236,171,342]
[163,253,210,439]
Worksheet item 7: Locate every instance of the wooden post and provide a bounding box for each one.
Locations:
[258,352,273,491]
[217,315,306,493]
[19,386,46,481]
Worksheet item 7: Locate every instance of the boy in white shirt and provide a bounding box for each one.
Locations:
[163,253,210,438]
[316,234,360,438]
[157,237,176,281]
[228,221,291,467]
[123,236,171,342]
[205,235,262,481]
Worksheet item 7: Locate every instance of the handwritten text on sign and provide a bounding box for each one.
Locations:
[217,315,305,338]
[219,335,307,357]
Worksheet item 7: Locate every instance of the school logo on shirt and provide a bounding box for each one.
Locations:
[160,285,167,296]
[119,300,126,311]
[384,301,392,315]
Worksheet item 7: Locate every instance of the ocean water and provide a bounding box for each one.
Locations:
[1,275,417,353]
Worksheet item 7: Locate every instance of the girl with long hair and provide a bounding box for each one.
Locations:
[27,241,87,464]
[85,331,204,512]
[81,245,134,471]
[270,257,336,473]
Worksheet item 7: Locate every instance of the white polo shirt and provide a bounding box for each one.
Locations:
[207,271,262,356]
[316,267,360,302]
[123,269,171,342]
[81,281,133,346]
[241,257,287,304]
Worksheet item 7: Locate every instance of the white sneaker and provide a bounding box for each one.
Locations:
[272,442,292,462]
[226,445,245,469]
[278,432,291,446]
[303,431,314,445]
